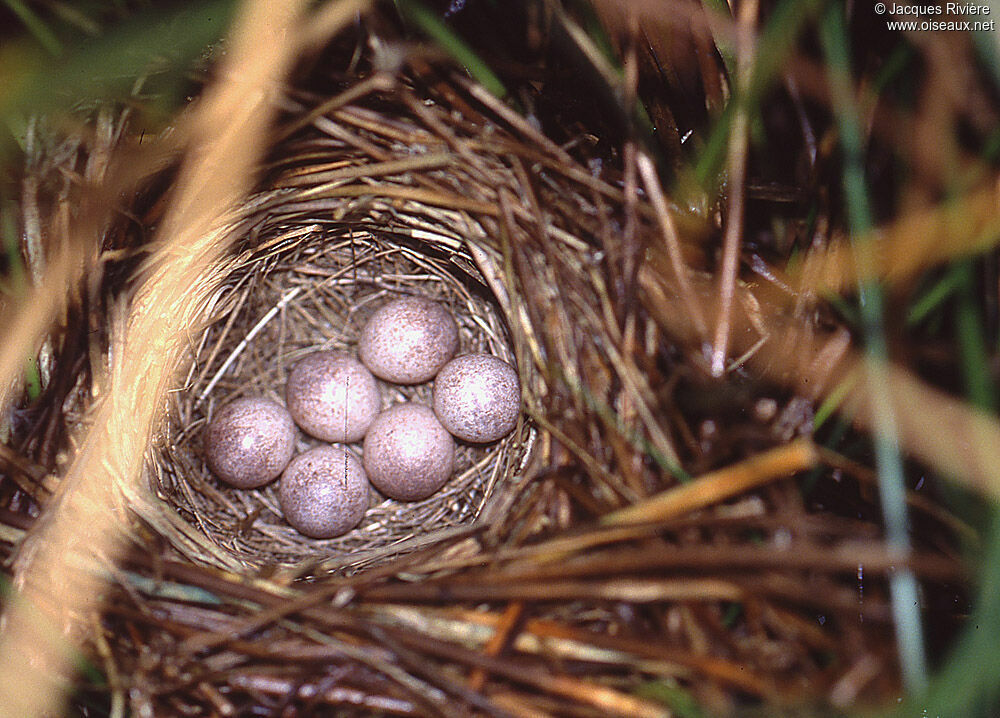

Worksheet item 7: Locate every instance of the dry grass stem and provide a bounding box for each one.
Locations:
[602,439,819,525]
[637,153,708,338]
[795,183,1000,293]
[710,1,755,377]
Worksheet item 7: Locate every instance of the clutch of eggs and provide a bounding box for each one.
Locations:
[200,295,521,540]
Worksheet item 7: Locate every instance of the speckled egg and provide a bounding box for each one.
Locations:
[433,354,520,443]
[363,403,455,501]
[278,445,369,538]
[203,396,297,488]
[285,351,381,443]
[358,296,459,384]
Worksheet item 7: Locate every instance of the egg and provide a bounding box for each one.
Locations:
[285,351,381,443]
[433,354,520,443]
[278,445,369,538]
[203,396,297,488]
[358,296,459,384]
[363,403,455,501]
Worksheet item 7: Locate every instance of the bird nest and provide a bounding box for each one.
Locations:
[148,195,532,572]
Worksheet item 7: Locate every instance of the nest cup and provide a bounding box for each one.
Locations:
[145,111,533,573]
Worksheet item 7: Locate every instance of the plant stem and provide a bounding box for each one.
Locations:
[819,2,928,696]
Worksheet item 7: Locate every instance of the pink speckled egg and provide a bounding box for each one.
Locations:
[278,445,369,538]
[286,351,381,443]
[433,354,520,443]
[203,396,297,488]
[358,296,459,384]
[363,403,455,501]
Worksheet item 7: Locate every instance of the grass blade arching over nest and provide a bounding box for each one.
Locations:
[0,1,348,715]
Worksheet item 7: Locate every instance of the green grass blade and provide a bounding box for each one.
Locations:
[700,0,736,80]
[0,0,236,132]
[906,269,962,327]
[819,1,928,697]
[812,373,857,433]
[23,355,41,400]
[634,678,705,718]
[3,0,63,56]
[955,259,997,412]
[394,0,507,99]
[973,1,1000,87]
[897,507,1000,717]
[1,198,26,295]
[900,250,1000,718]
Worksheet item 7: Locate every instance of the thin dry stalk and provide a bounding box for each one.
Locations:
[636,153,707,338]
[710,2,755,377]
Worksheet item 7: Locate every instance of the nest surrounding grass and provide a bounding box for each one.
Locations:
[1,1,998,716]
